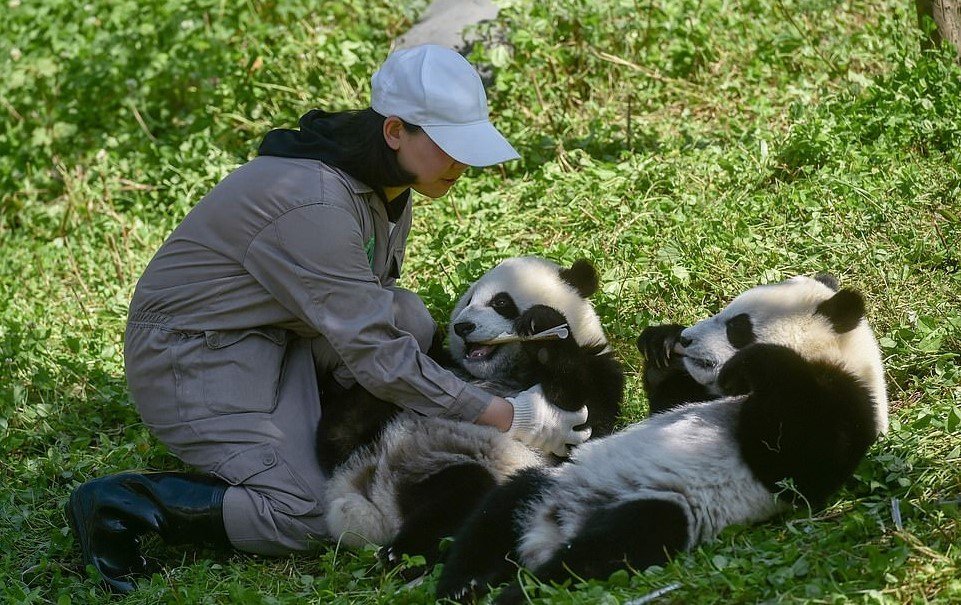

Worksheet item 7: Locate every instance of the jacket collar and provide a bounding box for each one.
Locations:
[327,164,374,195]
[326,163,411,220]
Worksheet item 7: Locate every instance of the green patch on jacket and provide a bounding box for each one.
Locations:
[365,235,376,271]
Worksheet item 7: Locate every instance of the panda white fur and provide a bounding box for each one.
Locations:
[438,274,888,602]
[321,257,624,567]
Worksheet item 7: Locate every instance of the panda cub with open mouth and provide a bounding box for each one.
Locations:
[319,257,624,570]
[438,274,888,603]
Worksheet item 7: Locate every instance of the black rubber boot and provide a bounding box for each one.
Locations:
[65,472,230,593]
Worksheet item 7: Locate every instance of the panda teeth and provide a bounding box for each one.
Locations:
[466,343,498,359]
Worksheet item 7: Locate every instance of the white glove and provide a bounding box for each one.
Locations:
[506,385,591,457]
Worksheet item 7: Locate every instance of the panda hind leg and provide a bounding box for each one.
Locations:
[515,498,690,599]
[316,382,398,475]
[382,462,497,577]
[437,467,554,603]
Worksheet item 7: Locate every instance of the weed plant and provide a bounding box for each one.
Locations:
[1,0,959,603]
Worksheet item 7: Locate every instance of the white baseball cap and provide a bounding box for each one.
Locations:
[371,44,520,167]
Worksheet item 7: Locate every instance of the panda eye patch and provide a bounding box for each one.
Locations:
[488,292,519,319]
[725,313,755,349]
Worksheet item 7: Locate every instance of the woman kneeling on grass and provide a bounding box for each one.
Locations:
[66,44,589,592]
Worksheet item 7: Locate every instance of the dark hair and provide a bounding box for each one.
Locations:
[258,107,423,201]
[324,108,421,198]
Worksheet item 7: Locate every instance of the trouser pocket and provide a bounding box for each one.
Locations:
[214,443,321,517]
[172,327,288,420]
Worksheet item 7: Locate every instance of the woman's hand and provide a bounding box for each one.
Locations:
[504,386,591,456]
[474,396,515,432]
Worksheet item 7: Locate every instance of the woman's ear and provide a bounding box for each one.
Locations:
[383,116,404,151]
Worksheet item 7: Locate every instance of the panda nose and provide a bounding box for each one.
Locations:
[677,335,693,348]
[454,322,476,339]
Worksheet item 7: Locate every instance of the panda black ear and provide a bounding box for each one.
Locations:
[815,289,865,333]
[559,259,599,298]
[814,273,840,291]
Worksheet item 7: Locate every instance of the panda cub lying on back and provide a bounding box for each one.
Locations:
[438,274,888,602]
[319,257,624,568]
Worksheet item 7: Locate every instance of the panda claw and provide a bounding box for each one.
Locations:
[662,341,674,367]
[639,324,686,369]
[378,545,399,569]
[449,579,478,602]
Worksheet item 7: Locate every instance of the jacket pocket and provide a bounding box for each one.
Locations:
[173,327,288,420]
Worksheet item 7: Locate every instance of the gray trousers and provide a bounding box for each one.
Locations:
[124,287,436,555]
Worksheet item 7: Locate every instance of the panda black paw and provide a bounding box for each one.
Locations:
[375,542,390,560]
[515,305,578,366]
[438,576,489,604]
[437,575,497,604]
[637,324,686,369]
[516,304,568,337]
[378,544,403,569]
[378,544,427,582]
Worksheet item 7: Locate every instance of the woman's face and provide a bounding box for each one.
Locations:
[388,120,468,198]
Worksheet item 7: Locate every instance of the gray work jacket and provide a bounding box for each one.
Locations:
[127,155,491,421]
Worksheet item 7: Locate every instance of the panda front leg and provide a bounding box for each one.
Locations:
[515,305,624,438]
[637,323,715,415]
[493,498,691,605]
[436,467,554,603]
[382,462,497,578]
[515,305,587,411]
[719,343,878,509]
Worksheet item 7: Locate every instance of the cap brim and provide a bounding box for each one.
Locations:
[422,121,520,167]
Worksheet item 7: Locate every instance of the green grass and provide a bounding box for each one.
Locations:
[2,0,960,602]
